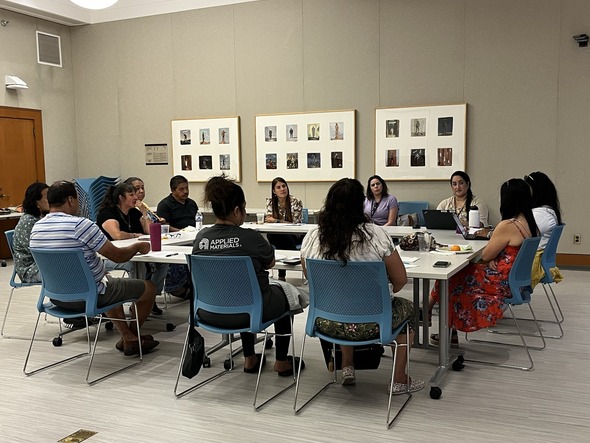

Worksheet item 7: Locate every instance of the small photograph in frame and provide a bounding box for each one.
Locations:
[180,130,191,145]
[330,122,343,140]
[286,124,298,141]
[181,155,192,171]
[411,118,426,137]
[438,117,453,136]
[386,120,399,138]
[307,123,320,141]
[199,129,210,145]
[307,153,321,168]
[410,149,426,167]
[266,153,277,169]
[219,154,231,170]
[219,128,229,144]
[265,126,277,142]
[437,148,453,166]
[386,149,399,167]
[286,153,298,169]
[331,151,343,168]
[199,155,213,169]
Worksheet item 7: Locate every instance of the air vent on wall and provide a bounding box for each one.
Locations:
[36,31,62,67]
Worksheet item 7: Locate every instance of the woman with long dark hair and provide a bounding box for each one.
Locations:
[437,170,489,227]
[265,177,304,281]
[300,178,422,394]
[193,175,301,376]
[429,178,538,346]
[363,175,398,226]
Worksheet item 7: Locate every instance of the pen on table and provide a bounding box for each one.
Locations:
[165,253,178,257]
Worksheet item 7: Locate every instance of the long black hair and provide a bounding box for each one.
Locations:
[450,170,474,210]
[204,175,245,220]
[317,178,373,264]
[269,177,293,222]
[365,175,389,201]
[98,183,135,212]
[524,171,562,225]
[500,178,538,236]
[22,182,49,217]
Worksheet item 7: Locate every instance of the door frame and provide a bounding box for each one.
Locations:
[0,106,46,182]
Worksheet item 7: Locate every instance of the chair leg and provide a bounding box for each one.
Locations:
[543,283,565,324]
[1,288,15,338]
[386,326,412,428]
[23,313,89,376]
[482,304,547,349]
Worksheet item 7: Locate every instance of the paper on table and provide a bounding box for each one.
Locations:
[145,251,180,258]
[404,264,419,268]
[401,257,419,264]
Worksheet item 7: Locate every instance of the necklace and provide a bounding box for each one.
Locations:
[118,207,132,230]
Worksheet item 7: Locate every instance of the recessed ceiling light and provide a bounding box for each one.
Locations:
[70,0,119,10]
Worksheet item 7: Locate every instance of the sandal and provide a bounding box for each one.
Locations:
[388,379,425,395]
[429,333,459,349]
[116,335,154,352]
[341,365,356,386]
[123,337,160,356]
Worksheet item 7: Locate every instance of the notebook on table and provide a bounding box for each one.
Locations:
[422,210,457,230]
[452,213,490,241]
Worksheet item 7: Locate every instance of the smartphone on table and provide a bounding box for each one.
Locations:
[433,261,451,268]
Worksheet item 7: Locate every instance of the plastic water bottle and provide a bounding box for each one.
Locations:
[195,210,203,231]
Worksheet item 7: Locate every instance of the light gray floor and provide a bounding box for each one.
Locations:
[0,262,588,442]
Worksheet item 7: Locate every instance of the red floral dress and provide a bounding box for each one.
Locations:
[431,245,521,332]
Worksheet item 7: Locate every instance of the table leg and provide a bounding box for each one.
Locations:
[429,279,449,389]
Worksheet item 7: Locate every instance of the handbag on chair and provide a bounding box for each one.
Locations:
[182,288,205,379]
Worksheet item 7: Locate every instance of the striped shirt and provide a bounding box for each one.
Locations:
[30,212,108,293]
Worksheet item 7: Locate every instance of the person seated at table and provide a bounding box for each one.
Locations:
[363,175,399,226]
[265,177,303,281]
[96,183,168,315]
[13,182,49,283]
[524,171,564,287]
[124,177,168,315]
[157,175,198,298]
[437,170,489,227]
[193,174,302,376]
[429,178,538,347]
[30,180,159,355]
[300,178,423,394]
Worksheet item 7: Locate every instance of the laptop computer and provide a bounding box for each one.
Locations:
[452,213,490,241]
[422,210,457,230]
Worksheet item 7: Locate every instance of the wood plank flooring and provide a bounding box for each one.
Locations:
[0,262,588,442]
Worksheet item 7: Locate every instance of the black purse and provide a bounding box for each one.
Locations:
[182,288,205,379]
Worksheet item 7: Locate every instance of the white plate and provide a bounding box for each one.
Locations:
[275,253,287,261]
[436,245,473,254]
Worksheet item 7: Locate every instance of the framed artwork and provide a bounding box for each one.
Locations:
[171,116,241,182]
[255,110,355,182]
[374,103,466,180]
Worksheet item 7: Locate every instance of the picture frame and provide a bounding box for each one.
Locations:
[374,103,466,180]
[171,116,241,182]
[255,110,355,182]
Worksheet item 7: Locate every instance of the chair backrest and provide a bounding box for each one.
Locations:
[30,248,99,315]
[540,224,564,283]
[187,254,264,329]
[4,229,19,287]
[506,237,541,305]
[398,201,429,226]
[305,259,393,344]
[302,208,309,224]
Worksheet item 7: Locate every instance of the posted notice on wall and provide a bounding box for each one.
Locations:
[145,143,168,165]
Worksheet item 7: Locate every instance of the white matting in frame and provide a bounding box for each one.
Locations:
[171,116,241,182]
[375,103,466,181]
[255,110,355,182]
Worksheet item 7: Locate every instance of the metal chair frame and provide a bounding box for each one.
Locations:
[174,255,295,411]
[25,248,145,385]
[464,237,545,371]
[293,259,412,428]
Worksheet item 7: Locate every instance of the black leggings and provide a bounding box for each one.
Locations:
[197,285,292,360]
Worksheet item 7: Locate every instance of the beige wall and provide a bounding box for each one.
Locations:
[1,0,589,254]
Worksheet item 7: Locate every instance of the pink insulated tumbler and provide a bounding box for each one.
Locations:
[149,223,161,252]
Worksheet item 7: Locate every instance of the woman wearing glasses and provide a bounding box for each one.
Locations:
[363,175,398,226]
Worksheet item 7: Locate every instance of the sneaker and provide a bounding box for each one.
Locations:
[430,333,459,349]
[341,365,356,386]
[388,379,425,395]
[62,316,96,330]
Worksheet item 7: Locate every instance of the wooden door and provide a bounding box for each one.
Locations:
[0,106,45,258]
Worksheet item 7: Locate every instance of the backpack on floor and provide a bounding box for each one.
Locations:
[319,338,384,372]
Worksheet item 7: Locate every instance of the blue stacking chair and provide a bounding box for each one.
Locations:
[174,255,295,410]
[25,248,145,384]
[1,230,42,339]
[398,201,429,226]
[463,237,544,371]
[293,259,412,428]
[540,224,565,324]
